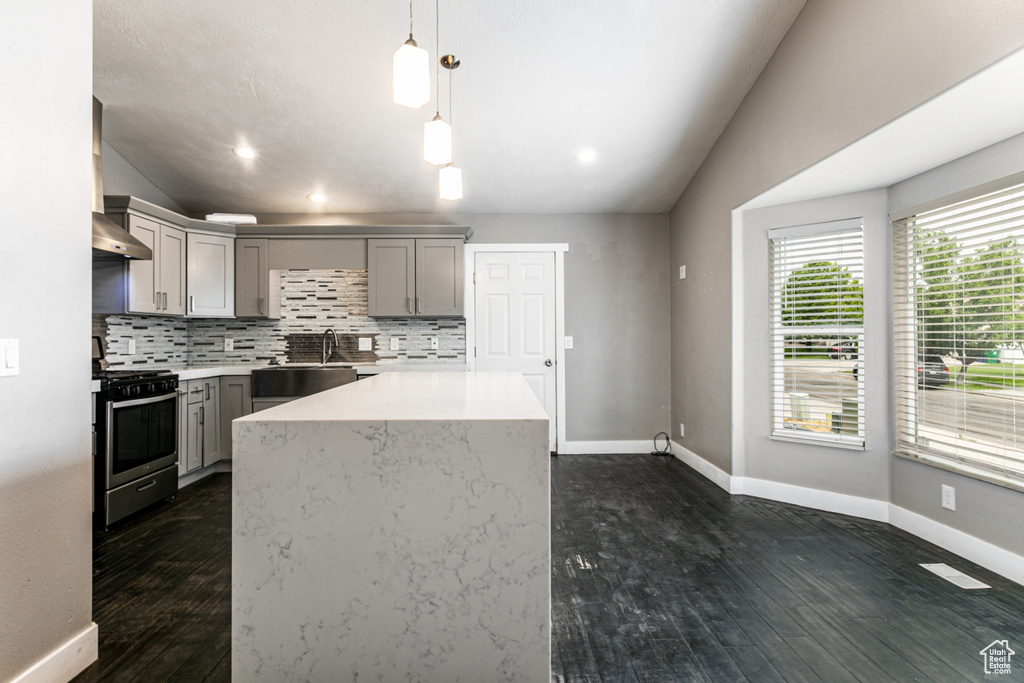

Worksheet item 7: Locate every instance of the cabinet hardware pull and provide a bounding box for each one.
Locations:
[200,406,204,426]
[408,296,413,314]
[163,292,167,310]
[259,297,264,315]
[190,295,194,312]
[137,480,156,492]
[417,297,422,314]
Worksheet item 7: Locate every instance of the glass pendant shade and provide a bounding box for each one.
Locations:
[423,115,452,165]
[439,163,463,200]
[393,38,430,108]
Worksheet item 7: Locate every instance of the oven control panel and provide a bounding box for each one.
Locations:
[103,375,178,400]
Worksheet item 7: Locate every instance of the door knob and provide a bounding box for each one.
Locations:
[545,359,553,367]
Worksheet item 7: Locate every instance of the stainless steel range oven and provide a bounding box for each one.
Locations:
[94,370,179,528]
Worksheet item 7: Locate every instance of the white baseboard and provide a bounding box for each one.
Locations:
[889,505,1024,587]
[11,623,97,683]
[670,441,733,493]
[560,440,651,455]
[671,440,1024,587]
[178,464,216,489]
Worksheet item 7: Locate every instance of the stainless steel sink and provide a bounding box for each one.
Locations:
[251,365,358,398]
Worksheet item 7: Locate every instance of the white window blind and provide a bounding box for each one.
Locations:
[769,219,865,448]
[893,181,1024,490]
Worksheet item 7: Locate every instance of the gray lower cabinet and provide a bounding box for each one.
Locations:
[367,238,464,317]
[187,232,235,317]
[178,378,221,475]
[219,375,252,459]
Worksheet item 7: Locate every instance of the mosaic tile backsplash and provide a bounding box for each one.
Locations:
[96,269,466,369]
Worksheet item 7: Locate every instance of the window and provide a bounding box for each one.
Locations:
[893,182,1024,490]
[770,219,865,447]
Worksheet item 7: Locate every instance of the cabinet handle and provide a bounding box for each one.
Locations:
[163,292,168,310]
[259,297,265,315]
[417,297,423,314]
[200,406,204,426]
[408,297,413,314]
[205,383,210,401]
[190,295,195,313]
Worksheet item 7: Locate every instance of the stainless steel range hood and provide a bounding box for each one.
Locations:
[92,98,152,260]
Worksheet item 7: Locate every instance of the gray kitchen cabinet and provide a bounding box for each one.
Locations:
[367,238,463,317]
[128,215,186,316]
[219,375,252,460]
[235,239,280,318]
[187,232,235,317]
[178,378,221,475]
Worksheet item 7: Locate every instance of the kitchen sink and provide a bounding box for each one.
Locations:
[251,365,358,398]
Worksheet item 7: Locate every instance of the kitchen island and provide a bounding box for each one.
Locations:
[231,371,550,682]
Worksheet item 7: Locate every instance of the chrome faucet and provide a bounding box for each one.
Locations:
[322,328,339,365]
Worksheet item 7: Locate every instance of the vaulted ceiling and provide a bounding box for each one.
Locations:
[94,0,805,215]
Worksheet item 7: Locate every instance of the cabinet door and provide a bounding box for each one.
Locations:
[187,232,235,317]
[127,216,160,314]
[160,226,187,316]
[177,387,189,475]
[202,379,221,467]
[186,402,203,472]
[416,238,464,316]
[235,238,269,317]
[367,238,416,316]
[219,376,252,460]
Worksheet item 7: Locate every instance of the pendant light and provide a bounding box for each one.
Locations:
[438,54,462,200]
[423,0,451,165]
[393,0,429,108]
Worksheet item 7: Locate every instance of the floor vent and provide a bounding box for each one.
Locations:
[920,563,991,589]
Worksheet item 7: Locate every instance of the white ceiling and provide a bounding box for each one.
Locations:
[93,0,805,216]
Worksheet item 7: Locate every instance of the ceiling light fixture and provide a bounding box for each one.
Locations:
[423,0,451,165]
[233,147,257,159]
[438,54,462,200]
[576,148,597,163]
[307,193,327,203]
[393,0,429,108]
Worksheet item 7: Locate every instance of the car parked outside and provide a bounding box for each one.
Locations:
[828,340,858,360]
[917,354,950,388]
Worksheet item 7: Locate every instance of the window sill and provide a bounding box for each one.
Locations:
[771,429,865,451]
[892,449,1024,494]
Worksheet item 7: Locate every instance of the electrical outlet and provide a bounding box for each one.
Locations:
[358,337,372,351]
[680,423,685,438]
[941,484,956,511]
[390,338,400,351]
[679,265,686,280]
[430,337,439,350]
[564,336,574,349]
[224,338,234,352]
[127,338,136,355]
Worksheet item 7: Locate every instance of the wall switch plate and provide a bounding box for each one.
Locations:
[679,265,686,279]
[429,337,439,350]
[680,423,685,438]
[127,338,136,355]
[941,484,956,511]
[0,339,19,376]
[358,337,372,351]
[564,336,574,349]
[224,338,234,352]
[390,338,400,351]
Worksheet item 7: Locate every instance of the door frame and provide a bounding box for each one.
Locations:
[464,243,568,453]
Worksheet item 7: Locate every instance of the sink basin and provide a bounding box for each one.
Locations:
[251,365,358,398]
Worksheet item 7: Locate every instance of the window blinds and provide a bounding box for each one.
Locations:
[893,182,1024,490]
[769,219,865,447]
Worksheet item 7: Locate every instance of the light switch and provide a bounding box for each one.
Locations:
[358,337,372,352]
[679,265,686,280]
[224,338,234,352]
[127,338,136,355]
[0,339,18,376]
[390,338,400,351]
[564,336,574,349]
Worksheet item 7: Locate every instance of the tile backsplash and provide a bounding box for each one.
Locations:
[96,269,465,369]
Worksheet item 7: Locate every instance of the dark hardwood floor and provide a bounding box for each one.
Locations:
[74,456,1024,682]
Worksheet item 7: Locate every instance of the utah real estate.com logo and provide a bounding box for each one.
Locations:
[980,640,1014,676]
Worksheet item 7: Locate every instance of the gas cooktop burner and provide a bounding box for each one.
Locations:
[93,369,173,381]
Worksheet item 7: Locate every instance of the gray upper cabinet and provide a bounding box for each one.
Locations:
[127,215,186,316]
[235,238,280,318]
[367,238,463,317]
[187,232,235,317]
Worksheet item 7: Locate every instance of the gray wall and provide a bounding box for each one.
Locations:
[246,212,672,444]
[0,1,95,679]
[669,0,1024,474]
[101,141,185,214]
[740,191,892,501]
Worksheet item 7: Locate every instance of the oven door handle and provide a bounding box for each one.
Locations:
[110,392,178,409]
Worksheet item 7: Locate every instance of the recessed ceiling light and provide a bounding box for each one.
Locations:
[233,147,257,159]
[307,193,327,204]
[576,148,597,163]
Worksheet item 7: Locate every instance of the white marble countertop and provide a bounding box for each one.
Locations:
[236,371,547,423]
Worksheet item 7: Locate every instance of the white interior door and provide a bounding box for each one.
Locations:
[475,252,557,450]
